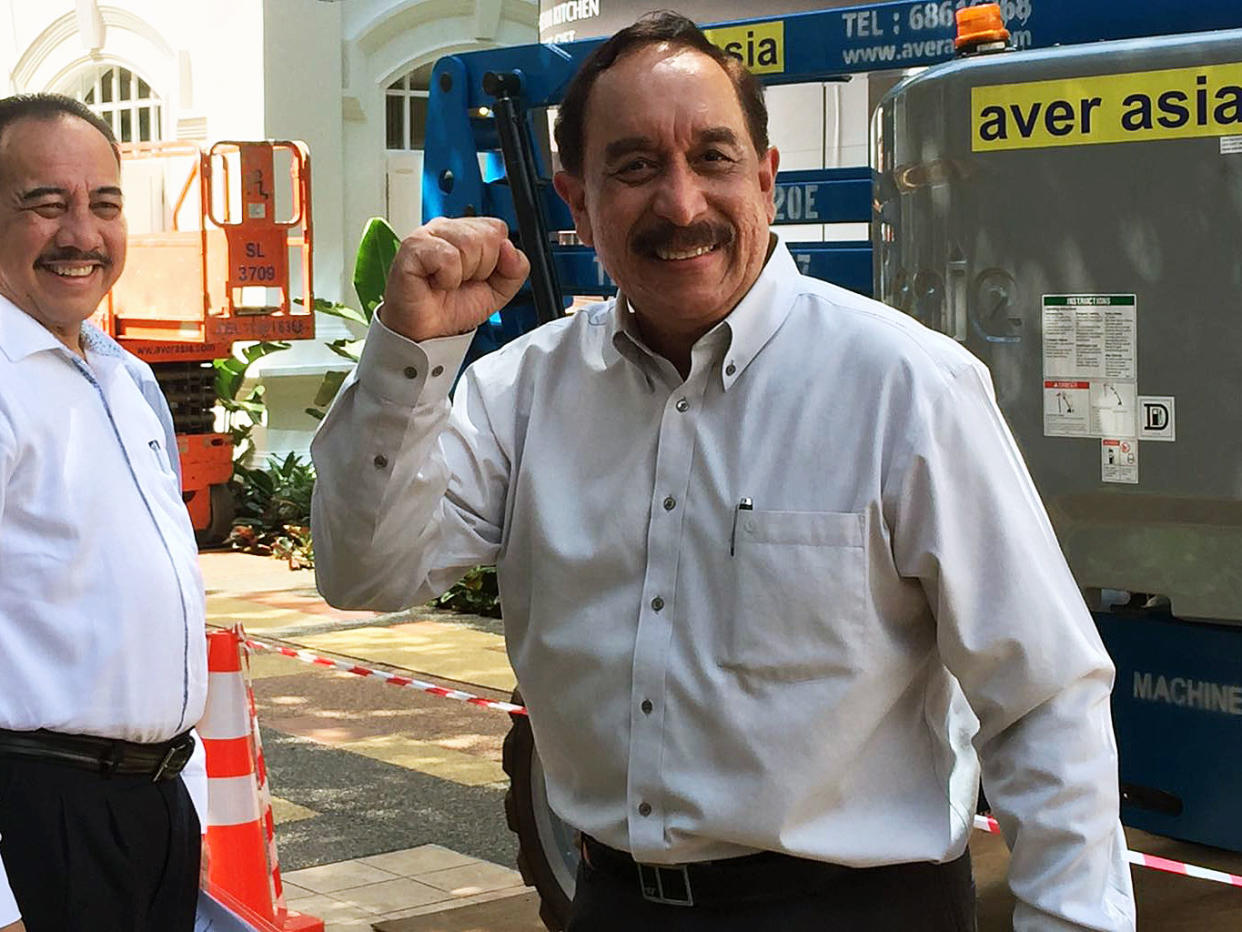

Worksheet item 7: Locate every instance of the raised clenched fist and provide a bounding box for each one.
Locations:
[380,217,530,342]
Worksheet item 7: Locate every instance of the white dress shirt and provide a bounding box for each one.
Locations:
[312,242,1135,931]
[0,296,207,924]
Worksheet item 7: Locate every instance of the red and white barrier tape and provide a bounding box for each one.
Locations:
[973,815,1242,889]
[243,636,527,716]
[242,633,1241,889]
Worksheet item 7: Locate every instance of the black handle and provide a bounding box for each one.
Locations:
[484,71,564,326]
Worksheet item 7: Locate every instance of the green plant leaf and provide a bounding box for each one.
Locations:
[326,338,364,362]
[212,340,291,400]
[227,453,317,568]
[353,217,401,320]
[432,565,501,617]
[313,370,349,407]
[296,296,370,326]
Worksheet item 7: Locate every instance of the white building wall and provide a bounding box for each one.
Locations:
[243,0,351,460]
[4,1,266,138]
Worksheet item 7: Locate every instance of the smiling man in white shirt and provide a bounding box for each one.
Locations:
[0,94,206,932]
[312,12,1135,931]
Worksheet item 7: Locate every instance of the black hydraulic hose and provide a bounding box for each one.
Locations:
[484,70,564,326]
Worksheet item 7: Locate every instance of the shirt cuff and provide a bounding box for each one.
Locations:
[359,309,475,406]
[0,851,20,926]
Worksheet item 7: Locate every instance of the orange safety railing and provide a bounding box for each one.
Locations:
[99,140,315,354]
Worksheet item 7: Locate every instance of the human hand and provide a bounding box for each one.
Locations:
[380,217,530,342]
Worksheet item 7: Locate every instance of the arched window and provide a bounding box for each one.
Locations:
[64,66,162,143]
[386,66,430,150]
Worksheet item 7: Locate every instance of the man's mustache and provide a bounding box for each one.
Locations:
[630,219,734,256]
[36,247,112,266]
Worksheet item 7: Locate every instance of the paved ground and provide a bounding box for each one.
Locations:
[201,551,1242,931]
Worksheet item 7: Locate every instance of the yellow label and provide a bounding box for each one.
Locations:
[972,62,1242,151]
[704,20,784,76]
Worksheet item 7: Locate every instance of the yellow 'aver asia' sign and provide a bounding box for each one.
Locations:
[972,62,1242,151]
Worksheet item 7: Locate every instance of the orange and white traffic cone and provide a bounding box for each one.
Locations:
[200,626,322,932]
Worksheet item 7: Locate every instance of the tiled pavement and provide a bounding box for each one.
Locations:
[282,844,527,931]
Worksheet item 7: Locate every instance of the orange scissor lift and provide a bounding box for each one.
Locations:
[94,140,315,543]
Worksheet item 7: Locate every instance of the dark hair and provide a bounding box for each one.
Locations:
[553,10,769,176]
[0,93,119,164]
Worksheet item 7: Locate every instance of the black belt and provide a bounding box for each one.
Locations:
[0,727,195,781]
[581,835,859,908]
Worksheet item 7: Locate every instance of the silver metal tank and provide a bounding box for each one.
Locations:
[874,29,1242,622]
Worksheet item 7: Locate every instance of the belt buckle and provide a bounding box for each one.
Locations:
[637,863,694,907]
[151,745,179,782]
[152,734,194,782]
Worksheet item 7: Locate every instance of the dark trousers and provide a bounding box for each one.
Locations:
[0,757,200,931]
[568,847,977,931]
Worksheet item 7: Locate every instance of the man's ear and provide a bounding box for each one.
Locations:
[759,146,780,224]
[553,170,594,247]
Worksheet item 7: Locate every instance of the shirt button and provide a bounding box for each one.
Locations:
[431,365,444,377]
[725,362,736,376]
[403,366,418,379]
[675,398,689,412]
[641,699,653,714]
[638,801,652,817]
[650,596,664,612]
[373,454,388,469]
[662,496,676,511]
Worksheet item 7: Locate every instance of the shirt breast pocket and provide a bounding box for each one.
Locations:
[146,438,177,481]
[723,509,868,682]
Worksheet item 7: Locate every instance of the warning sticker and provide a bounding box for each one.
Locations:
[1043,295,1138,438]
[1091,381,1137,438]
[1101,438,1138,484]
[1043,380,1091,436]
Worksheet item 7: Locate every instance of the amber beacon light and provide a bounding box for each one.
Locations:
[954,3,1010,50]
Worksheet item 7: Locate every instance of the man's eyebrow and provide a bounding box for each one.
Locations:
[19,186,68,201]
[602,136,655,163]
[18,185,123,200]
[601,127,742,163]
[698,127,741,147]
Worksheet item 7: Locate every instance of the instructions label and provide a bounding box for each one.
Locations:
[1043,295,1137,438]
[1101,438,1138,484]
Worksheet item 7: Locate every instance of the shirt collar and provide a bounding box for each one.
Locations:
[0,295,127,371]
[79,320,127,359]
[606,235,800,391]
[717,236,799,391]
[0,294,67,363]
